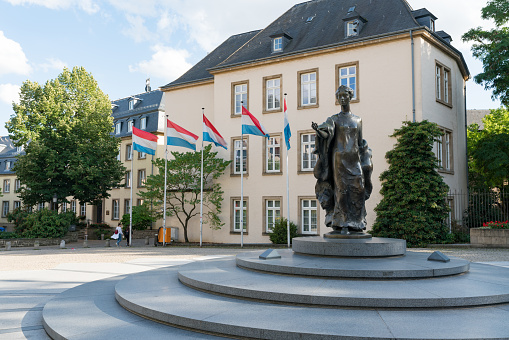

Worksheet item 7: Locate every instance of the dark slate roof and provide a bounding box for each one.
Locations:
[164,0,469,87]
[111,90,163,137]
[0,136,22,174]
[162,30,260,89]
[411,8,438,20]
[212,0,422,70]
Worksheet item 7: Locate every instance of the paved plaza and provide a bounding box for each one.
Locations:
[1,240,509,339]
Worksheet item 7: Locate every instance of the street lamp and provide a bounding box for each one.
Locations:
[52,194,58,211]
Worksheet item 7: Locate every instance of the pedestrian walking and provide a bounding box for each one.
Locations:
[111,222,123,247]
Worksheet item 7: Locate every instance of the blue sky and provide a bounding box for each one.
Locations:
[0,0,501,136]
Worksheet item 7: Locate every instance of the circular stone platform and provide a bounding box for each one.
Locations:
[292,236,406,257]
[236,249,469,278]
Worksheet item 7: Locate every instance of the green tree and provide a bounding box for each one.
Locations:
[462,0,509,106]
[467,108,509,189]
[121,204,156,231]
[6,67,125,207]
[139,144,230,242]
[371,121,450,247]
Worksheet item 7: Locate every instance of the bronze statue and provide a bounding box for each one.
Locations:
[312,85,373,233]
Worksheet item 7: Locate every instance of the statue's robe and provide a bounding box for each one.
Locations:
[314,113,373,231]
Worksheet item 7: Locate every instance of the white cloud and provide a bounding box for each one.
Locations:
[123,14,153,43]
[4,0,99,13]
[38,58,67,73]
[129,45,192,81]
[0,84,20,105]
[0,31,31,76]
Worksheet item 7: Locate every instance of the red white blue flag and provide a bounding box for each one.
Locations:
[132,127,157,155]
[241,106,269,138]
[203,114,227,149]
[167,119,199,151]
[283,98,291,150]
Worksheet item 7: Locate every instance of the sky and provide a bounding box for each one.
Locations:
[0,0,502,136]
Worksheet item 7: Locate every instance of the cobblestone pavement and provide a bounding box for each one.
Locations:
[1,239,509,339]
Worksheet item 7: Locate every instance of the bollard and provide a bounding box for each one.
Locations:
[145,236,149,245]
[83,235,88,248]
[60,240,66,249]
[6,241,11,251]
[34,241,40,249]
[101,234,104,241]
[105,239,110,247]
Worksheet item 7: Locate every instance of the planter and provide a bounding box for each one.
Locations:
[470,228,509,248]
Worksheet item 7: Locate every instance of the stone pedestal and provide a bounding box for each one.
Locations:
[292,235,406,257]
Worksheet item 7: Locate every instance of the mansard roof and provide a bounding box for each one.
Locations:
[163,0,469,89]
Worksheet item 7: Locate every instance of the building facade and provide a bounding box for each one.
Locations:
[0,0,470,243]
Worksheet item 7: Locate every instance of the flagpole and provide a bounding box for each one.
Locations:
[163,114,168,246]
[130,129,133,247]
[240,102,244,248]
[284,94,290,248]
[200,108,205,248]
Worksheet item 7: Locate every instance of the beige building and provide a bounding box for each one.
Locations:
[0,0,470,243]
[160,0,470,243]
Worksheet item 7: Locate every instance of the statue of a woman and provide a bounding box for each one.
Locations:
[312,85,373,233]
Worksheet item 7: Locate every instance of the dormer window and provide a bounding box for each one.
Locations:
[140,117,147,130]
[343,10,367,38]
[115,122,122,135]
[128,100,135,110]
[273,37,283,52]
[128,96,142,110]
[270,32,292,53]
[430,19,435,32]
[16,145,23,153]
[127,120,134,132]
[347,20,359,37]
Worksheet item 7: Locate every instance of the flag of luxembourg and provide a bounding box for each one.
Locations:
[284,98,291,150]
[167,119,199,151]
[132,127,157,155]
[241,106,269,138]
[203,114,227,149]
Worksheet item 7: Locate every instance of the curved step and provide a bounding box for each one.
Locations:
[115,262,509,340]
[236,249,469,278]
[178,256,509,308]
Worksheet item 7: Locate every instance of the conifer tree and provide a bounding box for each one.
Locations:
[371,121,449,247]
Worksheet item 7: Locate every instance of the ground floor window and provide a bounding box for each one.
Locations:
[301,199,318,234]
[265,199,281,233]
[232,199,247,232]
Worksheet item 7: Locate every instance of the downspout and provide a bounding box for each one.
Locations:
[464,83,470,195]
[411,30,416,122]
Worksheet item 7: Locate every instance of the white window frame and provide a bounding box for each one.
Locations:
[117,147,121,161]
[140,117,147,130]
[127,120,133,132]
[265,199,281,233]
[16,145,23,153]
[339,65,357,99]
[128,100,134,110]
[138,151,146,159]
[266,78,281,111]
[38,202,45,211]
[444,70,449,104]
[347,20,358,37]
[301,133,317,171]
[301,199,318,234]
[13,201,21,210]
[234,83,248,115]
[233,139,247,175]
[300,72,317,106]
[71,201,76,214]
[138,169,146,187]
[126,144,132,161]
[15,179,21,191]
[125,171,132,188]
[436,65,442,100]
[273,37,283,51]
[5,161,11,171]
[80,203,86,217]
[3,179,10,193]
[435,127,453,173]
[124,199,131,216]
[233,199,247,232]
[112,200,119,220]
[266,136,281,173]
[61,202,67,212]
[115,122,121,135]
[2,201,9,217]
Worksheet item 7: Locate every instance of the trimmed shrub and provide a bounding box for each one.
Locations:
[9,208,76,239]
[269,217,299,244]
[121,205,155,231]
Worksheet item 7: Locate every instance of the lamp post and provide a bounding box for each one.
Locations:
[52,194,58,211]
